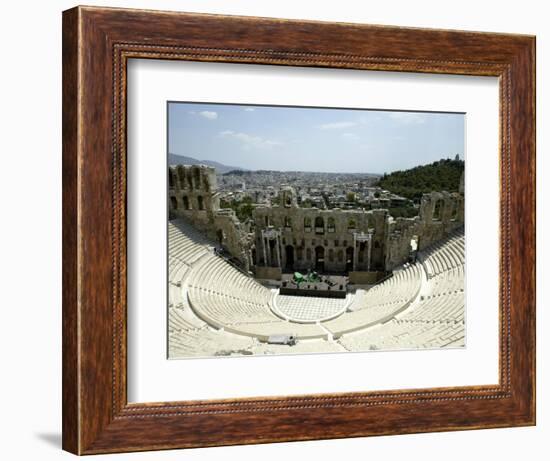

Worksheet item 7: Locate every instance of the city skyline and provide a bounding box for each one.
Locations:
[168,102,465,175]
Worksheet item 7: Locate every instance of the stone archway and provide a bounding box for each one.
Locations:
[315,246,325,272]
[285,245,294,270]
[346,247,354,272]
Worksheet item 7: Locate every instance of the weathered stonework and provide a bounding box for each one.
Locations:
[169,165,252,270]
[168,165,464,277]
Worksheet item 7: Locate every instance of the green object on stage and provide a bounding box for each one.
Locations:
[293,272,304,284]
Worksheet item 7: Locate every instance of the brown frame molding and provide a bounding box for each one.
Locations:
[62,5,535,455]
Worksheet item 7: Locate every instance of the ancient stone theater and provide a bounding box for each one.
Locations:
[168,165,465,357]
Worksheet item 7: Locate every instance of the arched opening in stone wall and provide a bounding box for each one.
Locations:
[304,217,312,232]
[169,171,174,188]
[170,196,178,210]
[329,248,334,263]
[285,245,294,270]
[182,196,190,210]
[433,199,443,221]
[358,241,366,263]
[193,168,201,189]
[177,168,186,188]
[285,193,292,207]
[197,195,204,210]
[284,216,292,229]
[315,216,324,234]
[348,218,356,231]
[346,247,354,271]
[451,200,459,221]
[268,239,278,267]
[315,246,325,272]
[328,217,336,232]
[306,247,312,261]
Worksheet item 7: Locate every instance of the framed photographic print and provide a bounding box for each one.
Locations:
[62,6,536,455]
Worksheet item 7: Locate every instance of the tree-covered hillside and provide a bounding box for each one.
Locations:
[375,158,464,201]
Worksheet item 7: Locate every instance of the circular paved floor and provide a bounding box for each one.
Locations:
[272,293,349,323]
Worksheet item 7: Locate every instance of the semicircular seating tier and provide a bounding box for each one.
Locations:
[168,218,466,357]
[338,228,465,351]
[321,263,423,337]
[418,229,465,279]
[186,253,329,340]
[168,220,261,357]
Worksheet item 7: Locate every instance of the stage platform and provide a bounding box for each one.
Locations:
[279,273,348,299]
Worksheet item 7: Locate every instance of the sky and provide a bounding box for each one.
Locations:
[168,102,464,175]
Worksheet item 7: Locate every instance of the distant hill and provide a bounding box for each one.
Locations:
[375,158,464,201]
[168,153,247,174]
[224,169,382,177]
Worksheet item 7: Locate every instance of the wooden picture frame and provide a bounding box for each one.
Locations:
[62,5,536,455]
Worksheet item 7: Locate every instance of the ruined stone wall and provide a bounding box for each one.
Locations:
[168,168,465,277]
[384,191,464,269]
[416,191,464,250]
[168,165,218,232]
[168,165,251,269]
[385,217,421,269]
[254,189,464,274]
[252,187,389,274]
[212,211,251,271]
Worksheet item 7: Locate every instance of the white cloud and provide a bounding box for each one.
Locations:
[198,110,218,120]
[219,130,281,149]
[244,108,255,112]
[388,112,426,125]
[318,121,357,130]
[342,133,359,141]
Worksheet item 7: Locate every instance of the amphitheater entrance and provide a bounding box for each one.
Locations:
[284,245,294,270]
[268,239,278,267]
[315,246,325,272]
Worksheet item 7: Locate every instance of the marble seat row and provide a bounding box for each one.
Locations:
[338,316,464,351]
[358,263,422,309]
[168,324,256,356]
[426,266,464,297]
[322,263,422,336]
[169,305,208,332]
[419,230,465,279]
[397,291,464,324]
[189,288,329,340]
[168,218,466,355]
[188,255,272,306]
[336,232,465,350]
[168,219,216,265]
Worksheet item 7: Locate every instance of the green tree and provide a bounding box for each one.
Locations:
[374,158,464,201]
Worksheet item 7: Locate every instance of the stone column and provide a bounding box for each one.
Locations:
[262,232,268,267]
[353,233,358,271]
[275,234,282,268]
[279,234,285,269]
[367,232,372,271]
[266,236,271,267]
